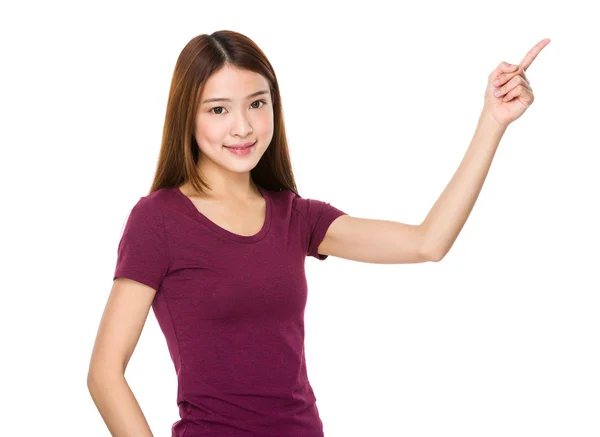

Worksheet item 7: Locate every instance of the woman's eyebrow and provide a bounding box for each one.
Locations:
[202,90,269,104]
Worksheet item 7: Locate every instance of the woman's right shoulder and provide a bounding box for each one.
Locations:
[130,186,174,212]
[119,187,176,236]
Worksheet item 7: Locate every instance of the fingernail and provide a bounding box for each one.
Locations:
[494,89,502,96]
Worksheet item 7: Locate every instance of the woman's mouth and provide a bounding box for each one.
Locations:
[224,141,256,156]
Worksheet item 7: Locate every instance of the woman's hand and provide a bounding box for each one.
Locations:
[483,38,551,128]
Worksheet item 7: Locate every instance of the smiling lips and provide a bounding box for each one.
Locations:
[224,141,255,149]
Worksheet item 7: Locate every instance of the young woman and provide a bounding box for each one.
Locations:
[87,30,550,437]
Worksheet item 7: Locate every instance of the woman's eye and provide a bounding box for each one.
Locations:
[250,99,266,109]
[210,99,266,115]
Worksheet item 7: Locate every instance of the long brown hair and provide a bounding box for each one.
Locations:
[147,30,299,197]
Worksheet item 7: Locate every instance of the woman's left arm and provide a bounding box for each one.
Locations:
[318,38,551,264]
[419,109,507,261]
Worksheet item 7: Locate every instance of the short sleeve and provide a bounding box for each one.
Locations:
[293,195,348,260]
[113,196,170,291]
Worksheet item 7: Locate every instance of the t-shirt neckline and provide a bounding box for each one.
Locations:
[172,184,272,244]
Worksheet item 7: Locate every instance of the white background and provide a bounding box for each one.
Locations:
[2,1,599,436]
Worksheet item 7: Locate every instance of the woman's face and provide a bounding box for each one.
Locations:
[194,65,274,176]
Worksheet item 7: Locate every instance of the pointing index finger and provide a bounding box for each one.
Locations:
[519,38,551,71]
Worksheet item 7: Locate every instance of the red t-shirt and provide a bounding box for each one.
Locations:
[113,185,347,437]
